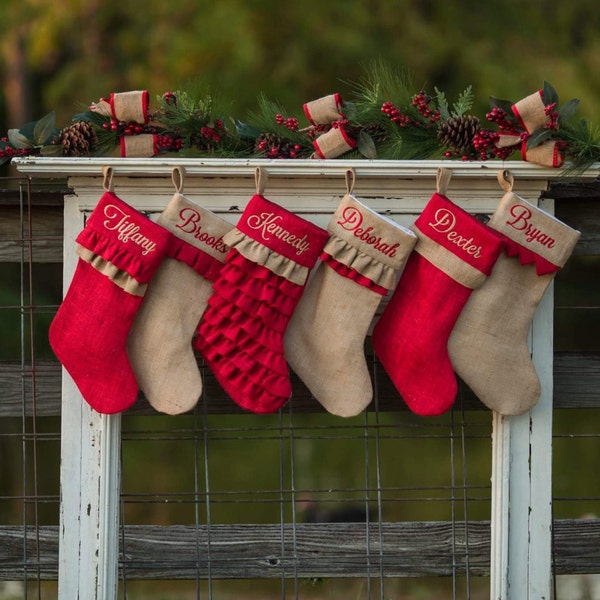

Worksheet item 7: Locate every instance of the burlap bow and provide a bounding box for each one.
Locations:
[495,91,565,168]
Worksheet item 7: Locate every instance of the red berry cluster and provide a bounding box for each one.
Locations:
[381,101,412,127]
[411,92,441,123]
[102,119,153,135]
[156,134,184,151]
[275,114,299,132]
[485,107,519,133]
[472,130,514,161]
[162,92,177,106]
[0,138,31,159]
[255,133,303,158]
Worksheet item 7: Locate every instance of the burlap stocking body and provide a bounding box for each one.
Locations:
[448,171,580,415]
[284,193,417,417]
[127,192,233,414]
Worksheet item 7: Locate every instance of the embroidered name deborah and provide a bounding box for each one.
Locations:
[505,204,556,248]
[103,204,157,255]
[176,207,228,254]
[428,207,483,258]
[245,211,310,255]
[336,206,399,257]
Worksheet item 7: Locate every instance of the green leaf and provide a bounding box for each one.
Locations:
[343,101,357,121]
[452,85,474,117]
[33,111,57,145]
[40,144,64,156]
[489,96,514,114]
[526,128,552,150]
[8,129,33,149]
[434,87,451,121]
[357,130,378,159]
[542,81,559,106]
[233,119,261,139]
[558,98,580,122]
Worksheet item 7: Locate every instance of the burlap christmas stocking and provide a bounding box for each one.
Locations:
[128,175,233,414]
[49,184,170,414]
[284,175,417,417]
[372,169,504,416]
[194,172,329,413]
[448,170,580,415]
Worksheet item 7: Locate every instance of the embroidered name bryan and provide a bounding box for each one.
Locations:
[245,211,310,255]
[506,204,556,248]
[103,204,156,255]
[428,207,482,258]
[336,206,399,257]
[176,207,228,254]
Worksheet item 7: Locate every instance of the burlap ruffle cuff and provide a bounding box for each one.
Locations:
[223,228,310,286]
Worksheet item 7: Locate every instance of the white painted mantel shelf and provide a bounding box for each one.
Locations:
[13,157,600,600]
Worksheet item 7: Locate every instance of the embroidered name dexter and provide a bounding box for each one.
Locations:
[505,204,556,248]
[245,211,310,255]
[336,206,399,257]
[103,204,157,255]
[176,207,228,254]
[428,207,482,258]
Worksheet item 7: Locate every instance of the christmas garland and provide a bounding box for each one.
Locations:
[2,65,600,170]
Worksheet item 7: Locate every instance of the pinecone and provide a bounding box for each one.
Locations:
[437,115,481,157]
[55,121,98,156]
[360,123,388,145]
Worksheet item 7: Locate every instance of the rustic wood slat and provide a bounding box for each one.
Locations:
[1,519,599,580]
[1,353,598,418]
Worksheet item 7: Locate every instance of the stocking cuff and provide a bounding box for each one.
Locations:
[223,229,311,286]
[324,194,417,289]
[235,194,328,268]
[76,192,170,283]
[413,193,504,289]
[489,192,580,274]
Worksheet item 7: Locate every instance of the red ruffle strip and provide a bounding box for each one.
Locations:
[321,252,388,296]
[503,237,560,275]
[166,234,224,282]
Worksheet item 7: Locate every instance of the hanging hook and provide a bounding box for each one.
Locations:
[436,167,452,196]
[102,166,114,192]
[345,168,356,195]
[255,167,268,195]
[172,166,185,193]
[497,169,514,192]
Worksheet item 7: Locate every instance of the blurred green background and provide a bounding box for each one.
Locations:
[1,1,599,598]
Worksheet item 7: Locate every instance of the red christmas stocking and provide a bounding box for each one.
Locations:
[194,193,328,413]
[49,191,170,414]
[372,183,504,416]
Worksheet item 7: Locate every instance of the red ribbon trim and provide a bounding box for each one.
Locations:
[321,252,388,295]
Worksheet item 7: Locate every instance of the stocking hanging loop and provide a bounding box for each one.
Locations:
[436,167,452,196]
[497,169,514,192]
[345,168,356,195]
[102,166,114,192]
[172,166,185,193]
[255,167,268,195]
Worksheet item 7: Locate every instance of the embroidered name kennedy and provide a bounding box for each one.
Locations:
[245,211,310,255]
[176,207,228,254]
[505,204,556,248]
[336,206,399,257]
[428,208,482,258]
[103,204,156,255]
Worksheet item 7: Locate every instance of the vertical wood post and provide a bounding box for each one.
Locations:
[57,195,121,600]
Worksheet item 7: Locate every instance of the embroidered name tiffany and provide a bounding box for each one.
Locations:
[245,211,310,255]
[336,206,399,257]
[429,208,482,258]
[176,207,228,254]
[103,204,156,255]
[506,205,556,248]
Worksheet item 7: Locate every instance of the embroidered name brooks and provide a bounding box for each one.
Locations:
[245,211,310,255]
[336,206,399,257]
[103,204,157,255]
[428,208,482,258]
[505,205,556,248]
[176,207,228,254]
